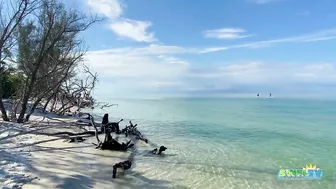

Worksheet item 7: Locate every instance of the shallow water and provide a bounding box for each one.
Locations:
[88,97,336,189]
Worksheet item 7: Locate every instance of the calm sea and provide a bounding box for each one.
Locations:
[89,97,336,189]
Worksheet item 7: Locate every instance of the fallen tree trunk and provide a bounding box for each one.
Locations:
[63,136,86,143]
[86,113,101,143]
[94,132,134,151]
[50,131,100,136]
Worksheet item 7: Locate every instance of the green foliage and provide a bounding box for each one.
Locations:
[1,68,24,99]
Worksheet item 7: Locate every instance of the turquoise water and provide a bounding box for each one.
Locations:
[90,98,336,189]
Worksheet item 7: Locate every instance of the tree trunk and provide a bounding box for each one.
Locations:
[0,71,9,121]
[25,95,45,121]
[17,94,29,123]
[10,99,19,121]
[25,113,31,121]
[43,93,54,111]
[17,72,38,123]
[50,95,57,112]
[0,99,9,121]
[17,80,34,123]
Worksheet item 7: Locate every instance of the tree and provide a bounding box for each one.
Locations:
[0,0,38,121]
[14,0,99,122]
[1,65,23,98]
[51,64,98,115]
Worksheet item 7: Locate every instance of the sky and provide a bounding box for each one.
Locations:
[67,0,336,99]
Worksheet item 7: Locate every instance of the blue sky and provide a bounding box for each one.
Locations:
[71,0,336,99]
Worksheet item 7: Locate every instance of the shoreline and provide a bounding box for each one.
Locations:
[0,111,173,189]
[2,98,335,189]
[0,113,117,189]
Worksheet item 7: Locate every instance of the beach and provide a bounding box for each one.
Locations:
[1,97,336,189]
[2,0,336,188]
[0,115,164,189]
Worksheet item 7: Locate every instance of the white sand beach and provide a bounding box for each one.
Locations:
[0,113,174,189]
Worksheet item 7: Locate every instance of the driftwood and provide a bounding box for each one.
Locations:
[113,160,132,178]
[150,146,167,155]
[51,131,98,136]
[85,114,134,151]
[87,114,169,179]
[121,122,137,137]
[101,113,123,134]
[102,119,123,134]
[93,131,134,151]
[95,102,118,109]
[121,121,148,143]
[47,112,168,179]
[52,113,101,143]
[63,136,86,143]
[112,151,136,178]
[88,113,101,144]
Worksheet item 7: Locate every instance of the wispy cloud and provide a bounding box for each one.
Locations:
[110,19,157,42]
[88,28,336,54]
[200,28,336,53]
[89,44,195,56]
[247,0,285,4]
[203,28,252,40]
[87,0,156,43]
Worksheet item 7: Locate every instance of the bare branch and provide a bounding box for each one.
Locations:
[13,0,100,122]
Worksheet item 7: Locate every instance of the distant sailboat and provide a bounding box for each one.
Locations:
[269,93,272,98]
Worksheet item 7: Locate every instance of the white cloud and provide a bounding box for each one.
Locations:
[198,47,229,53]
[87,0,156,43]
[247,0,285,4]
[184,62,336,97]
[157,55,189,65]
[300,36,336,42]
[257,29,336,43]
[87,0,123,19]
[110,19,157,42]
[202,62,335,96]
[200,28,336,53]
[85,53,188,79]
[293,63,336,82]
[83,1,336,98]
[84,44,336,98]
[89,44,195,56]
[84,47,190,97]
[204,28,251,40]
[191,62,336,84]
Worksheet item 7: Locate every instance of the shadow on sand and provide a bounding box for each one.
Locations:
[112,170,188,189]
[0,150,38,189]
[55,174,95,189]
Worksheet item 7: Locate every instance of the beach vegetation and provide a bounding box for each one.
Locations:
[0,0,100,123]
[1,63,24,99]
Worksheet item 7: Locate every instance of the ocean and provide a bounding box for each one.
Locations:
[88,97,336,189]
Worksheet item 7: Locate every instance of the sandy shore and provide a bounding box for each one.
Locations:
[1,114,170,189]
